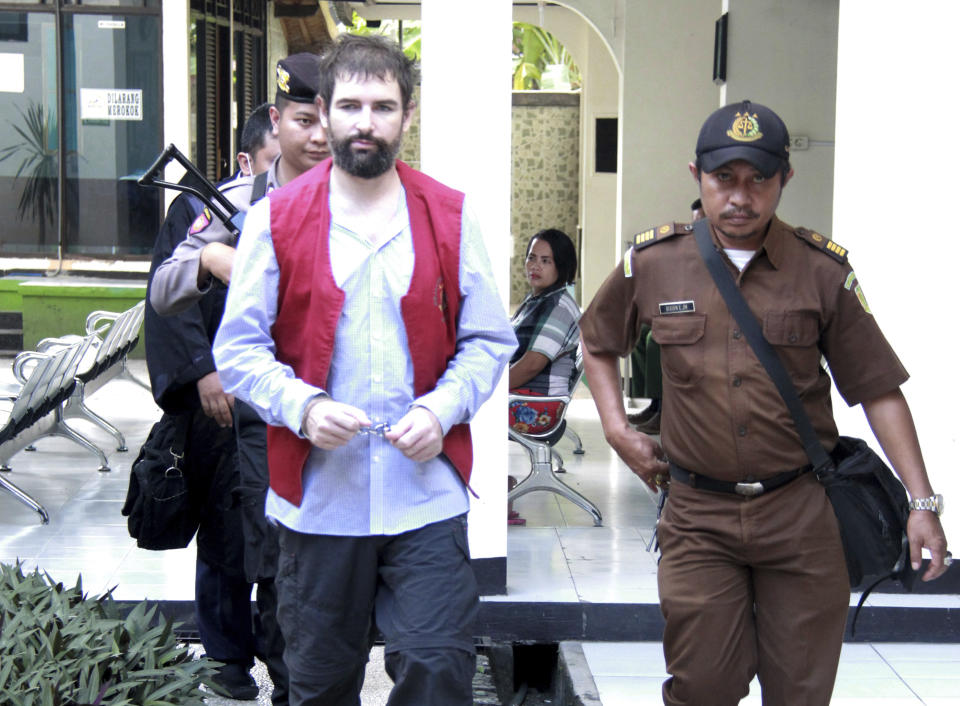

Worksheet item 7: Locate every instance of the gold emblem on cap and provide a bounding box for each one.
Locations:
[812,232,823,242]
[658,225,671,234]
[727,111,763,143]
[277,65,291,93]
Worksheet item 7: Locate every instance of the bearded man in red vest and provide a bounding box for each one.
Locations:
[213,34,517,706]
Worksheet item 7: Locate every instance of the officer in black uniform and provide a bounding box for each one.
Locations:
[148,55,328,703]
[145,102,284,701]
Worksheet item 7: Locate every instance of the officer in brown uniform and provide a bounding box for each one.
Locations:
[579,100,950,706]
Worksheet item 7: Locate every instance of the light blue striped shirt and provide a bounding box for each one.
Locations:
[213,186,517,536]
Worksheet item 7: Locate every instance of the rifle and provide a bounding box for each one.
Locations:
[137,144,246,237]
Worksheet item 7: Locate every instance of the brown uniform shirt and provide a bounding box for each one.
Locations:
[580,216,908,482]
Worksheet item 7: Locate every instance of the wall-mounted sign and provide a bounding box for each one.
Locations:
[80,88,143,121]
[98,20,126,30]
[0,53,25,94]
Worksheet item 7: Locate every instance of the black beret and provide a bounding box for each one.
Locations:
[276,53,320,103]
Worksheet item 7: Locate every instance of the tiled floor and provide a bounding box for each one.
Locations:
[2,358,958,705]
[583,641,960,705]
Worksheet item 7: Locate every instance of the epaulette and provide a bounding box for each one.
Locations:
[793,227,848,264]
[633,222,692,250]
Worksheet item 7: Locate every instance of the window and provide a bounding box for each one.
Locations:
[0,11,59,255]
[63,12,162,255]
[191,0,266,182]
[0,2,162,258]
[595,118,618,174]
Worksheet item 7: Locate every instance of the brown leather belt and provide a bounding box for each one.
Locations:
[668,463,811,497]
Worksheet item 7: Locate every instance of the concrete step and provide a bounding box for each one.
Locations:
[0,312,24,355]
[0,311,22,329]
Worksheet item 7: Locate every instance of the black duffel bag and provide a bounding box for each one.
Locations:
[122,413,202,550]
[817,436,910,589]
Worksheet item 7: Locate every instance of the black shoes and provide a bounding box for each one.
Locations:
[210,662,260,701]
[627,401,661,434]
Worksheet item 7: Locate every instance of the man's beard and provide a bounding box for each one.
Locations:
[329,129,402,179]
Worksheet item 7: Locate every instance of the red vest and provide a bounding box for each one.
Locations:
[266,159,473,506]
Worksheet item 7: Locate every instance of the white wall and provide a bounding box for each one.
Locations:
[161,0,190,213]
[420,0,514,563]
[558,0,719,300]
[833,0,959,546]
[560,0,839,300]
[724,0,839,234]
[577,26,620,303]
[616,0,718,253]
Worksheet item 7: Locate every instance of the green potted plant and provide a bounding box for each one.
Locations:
[0,561,219,705]
[512,23,581,91]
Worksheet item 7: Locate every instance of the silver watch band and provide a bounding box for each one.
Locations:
[908,494,943,515]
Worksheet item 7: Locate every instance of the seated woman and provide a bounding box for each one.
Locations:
[508,228,581,435]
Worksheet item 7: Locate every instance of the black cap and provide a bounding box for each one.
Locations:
[695,100,790,178]
[275,53,320,103]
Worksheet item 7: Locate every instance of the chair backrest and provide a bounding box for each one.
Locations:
[97,308,131,363]
[50,338,91,404]
[86,300,144,373]
[9,354,57,427]
[115,300,145,356]
[14,343,81,427]
[24,355,62,418]
[508,344,583,444]
[568,345,584,397]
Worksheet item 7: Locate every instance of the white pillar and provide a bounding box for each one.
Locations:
[161,0,190,213]
[420,0,514,572]
[834,0,960,545]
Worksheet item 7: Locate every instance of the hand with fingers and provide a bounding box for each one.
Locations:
[906,510,951,581]
[199,242,237,286]
[197,371,234,427]
[384,406,443,462]
[611,426,670,492]
[301,395,372,450]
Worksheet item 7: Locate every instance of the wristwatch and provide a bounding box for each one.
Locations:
[908,494,944,516]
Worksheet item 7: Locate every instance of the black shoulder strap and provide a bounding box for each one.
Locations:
[692,219,832,472]
[169,412,191,460]
[251,171,269,204]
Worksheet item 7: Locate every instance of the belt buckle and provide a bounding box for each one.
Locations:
[734,481,765,497]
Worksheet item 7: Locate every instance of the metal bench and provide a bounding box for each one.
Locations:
[0,340,93,523]
[35,300,148,454]
[508,348,603,526]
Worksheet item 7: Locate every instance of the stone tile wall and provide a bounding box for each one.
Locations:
[510,96,580,308]
[397,90,581,309]
[398,86,421,171]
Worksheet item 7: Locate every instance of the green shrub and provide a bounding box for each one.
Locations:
[0,561,217,705]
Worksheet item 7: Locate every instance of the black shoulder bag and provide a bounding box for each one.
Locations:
[122,413,202,550]
[692,220,912,630]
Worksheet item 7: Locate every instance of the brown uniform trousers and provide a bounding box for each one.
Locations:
[657,472,850,706]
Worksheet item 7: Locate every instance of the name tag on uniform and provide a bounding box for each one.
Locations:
[658,300,695,315]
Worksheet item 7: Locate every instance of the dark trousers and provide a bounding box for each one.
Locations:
[234,400,289,704]
[195,555,254,666]
[194,561,290,705]
[657,472,850,706]
[235,400,281,583]
[275,515,478,706]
